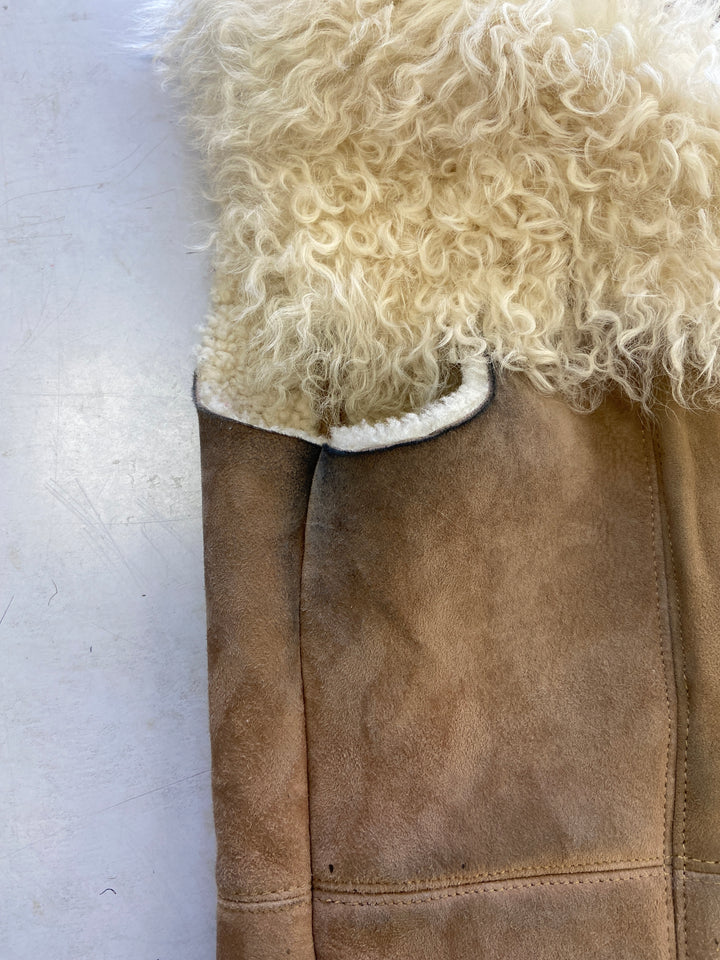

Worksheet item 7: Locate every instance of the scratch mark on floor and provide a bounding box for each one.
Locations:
[113,135,170,186]
[118,187,177,207]
[0,594,14,626]
[45,478,142,585]
[0,181,105,210]
[92,770,212,815]
[47,579,58,605]
[0,770,212,860]
[113,516,201,526]
[99,140,144,173]
[83,618,141,650]
[17,263,85,356]
[54,328,61,481]
[140,522,170,568]
[134,495,194,551]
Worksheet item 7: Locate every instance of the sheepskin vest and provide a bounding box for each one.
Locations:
[158,1,720,956]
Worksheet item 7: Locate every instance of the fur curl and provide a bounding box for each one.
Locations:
[155,0,720,430]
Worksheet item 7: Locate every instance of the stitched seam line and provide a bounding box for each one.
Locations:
[668,531,690,960]
[218,885,310,900]
[317,856,663,890]
[219,860,674,902]
[315,869,664,907]
[315,859,665,896]
[684,871,720,883]
[642,418,676,960]
[298,450,322,946]
[218,893,311,912]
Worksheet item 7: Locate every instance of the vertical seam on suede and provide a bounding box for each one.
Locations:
[648,417,691,960]
[641,417,678,960]
[667,512,691,959]
[297,449,322,959]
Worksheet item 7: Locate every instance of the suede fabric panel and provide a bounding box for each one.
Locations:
[651,404,720,957]
[299,372,675,947]
[684,873,720,959]
[216,899,314,960]
[652,405,720,868]
[197,408,321,957]
[312,867,668,960]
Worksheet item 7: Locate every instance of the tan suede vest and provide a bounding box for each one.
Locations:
[156,0,720,954]
[196,366,720,958]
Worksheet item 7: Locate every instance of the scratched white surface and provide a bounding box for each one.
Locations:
[1,3,216,958]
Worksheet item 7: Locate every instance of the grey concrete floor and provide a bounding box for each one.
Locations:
[1,3,216,957]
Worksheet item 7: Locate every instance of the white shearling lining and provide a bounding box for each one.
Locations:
[327,355,492,453]
[194,375,325,446]
[195,354,493,452]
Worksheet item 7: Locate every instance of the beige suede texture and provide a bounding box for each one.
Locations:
[197,370,720,958]
[652,400,720,959]
[198,411,320,958]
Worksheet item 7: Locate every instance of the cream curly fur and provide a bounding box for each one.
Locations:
[153,0,720,431]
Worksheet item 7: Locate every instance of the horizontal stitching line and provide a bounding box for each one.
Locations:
[218,884,310,900]
[683,857,720,865]
[315,870,663,907]
[218,893,311,912]
[217,859,680,905]
[685,871,720,883]
[317,856,662,890]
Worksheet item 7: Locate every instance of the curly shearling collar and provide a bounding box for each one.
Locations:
[156,0,720,439]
